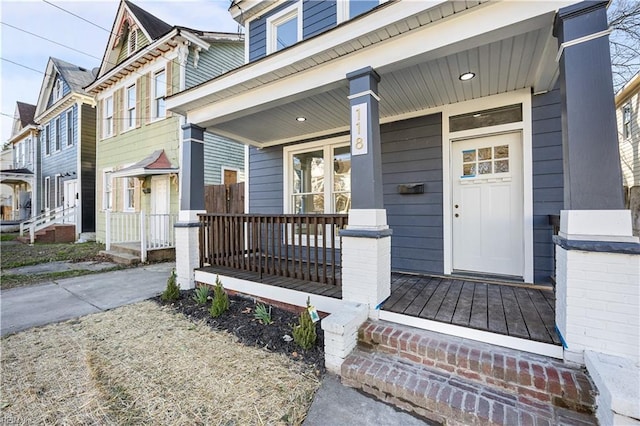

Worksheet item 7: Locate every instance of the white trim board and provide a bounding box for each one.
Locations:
[194,270,344,314]
[379,310,563,359]
[441,88,534,283]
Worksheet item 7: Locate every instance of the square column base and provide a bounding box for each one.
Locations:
[174,219,201,290]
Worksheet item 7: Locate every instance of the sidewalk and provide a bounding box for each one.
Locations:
[1,262,174,336]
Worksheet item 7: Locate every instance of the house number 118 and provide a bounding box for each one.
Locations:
[351,102,368,156]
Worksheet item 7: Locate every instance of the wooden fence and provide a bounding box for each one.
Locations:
[205,183,244,214]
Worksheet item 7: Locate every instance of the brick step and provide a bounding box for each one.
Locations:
[16,224,75,244]
[99,250,140,265]
[342,349,597,426]
[354,320,596,418]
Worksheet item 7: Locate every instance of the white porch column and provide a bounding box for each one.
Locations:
[340,67,391,318]
[175,123,206,290]
[554,210,640,425]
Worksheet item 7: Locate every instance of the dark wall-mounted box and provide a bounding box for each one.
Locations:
[397,183,424,194]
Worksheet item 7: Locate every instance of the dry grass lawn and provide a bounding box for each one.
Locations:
[1,301,320,425]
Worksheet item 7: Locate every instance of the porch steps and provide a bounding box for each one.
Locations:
[99,250,140,265]
[341,320,597,425]
[16,224,75,244]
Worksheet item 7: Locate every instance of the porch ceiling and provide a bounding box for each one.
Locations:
[209,24,556,147]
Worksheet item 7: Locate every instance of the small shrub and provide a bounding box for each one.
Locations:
[161,269,180,301]
[209,275,229,318]
[192,285,210,304]
[254,303,273,325]
[292,297,317,350]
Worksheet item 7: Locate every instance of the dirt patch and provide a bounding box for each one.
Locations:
[155,290,326,375]
[0,241,108,269]
[1,302,320,425]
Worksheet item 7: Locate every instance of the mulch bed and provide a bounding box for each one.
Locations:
[154,290,325,376]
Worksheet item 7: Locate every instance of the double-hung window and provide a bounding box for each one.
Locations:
[285,140,351,215]
[125,177,136,211]
[104,96,114,137]
[44,124,50,156]
[153,69,166,119]
[126,84,136,129]
[55,117,61,151]
[66,109,73,146]
[267,4,301,54]
[103,171,113,211]
[55,174,62,207]
[44,176,51,210]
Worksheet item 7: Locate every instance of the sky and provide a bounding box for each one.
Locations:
[0,0,241,144]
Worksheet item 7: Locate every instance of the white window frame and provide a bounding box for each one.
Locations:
[153,68,166,120]
[103,169,113,211]
[104,96,114,138]
[266,2,302,55]
[126,84,136,130]
[53,79,62,102]
[124,177,136,211]
[44,176,51,211]
[44,124,51,156]
[337,0,383,23]
[66,109,73,146]
[283,136,351,215]
[283,137,351,248]
[55,174,62,208]
[54,117,61,152]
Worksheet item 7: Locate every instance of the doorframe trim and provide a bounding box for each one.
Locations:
[441,89,533,283]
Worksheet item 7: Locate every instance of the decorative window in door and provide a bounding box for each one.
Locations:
[461,144,510,178]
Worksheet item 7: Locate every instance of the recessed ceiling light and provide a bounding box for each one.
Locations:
[296,116,306,122]
[459,72,476,81]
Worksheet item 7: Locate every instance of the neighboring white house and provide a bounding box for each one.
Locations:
[616,71,640,236]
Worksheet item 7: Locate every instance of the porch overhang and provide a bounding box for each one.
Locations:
[167,0,575,148]
[0,169,34,186]
[110,149,179,179]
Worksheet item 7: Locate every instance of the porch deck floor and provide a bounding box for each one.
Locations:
[383,273,561,345]
[197,265,342,299]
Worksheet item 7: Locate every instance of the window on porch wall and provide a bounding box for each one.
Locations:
[125,177,136,211]
[103,171,113,211]
[286,142,351,242]
[55,175,62,207]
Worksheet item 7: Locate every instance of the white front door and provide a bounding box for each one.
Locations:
[150,176,170,244]
[451,132,523,278]
[64,179,78,224]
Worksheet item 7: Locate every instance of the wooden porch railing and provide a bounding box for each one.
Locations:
[199,214,348,286]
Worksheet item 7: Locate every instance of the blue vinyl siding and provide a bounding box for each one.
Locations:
[381,113,444,275]
[204,132,245,185]
[248,145,283,213]
[532,86,564,284]
[303,0,336,39]
[40,106,79,211]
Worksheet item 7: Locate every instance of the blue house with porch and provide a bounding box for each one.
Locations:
[168,1,639,424]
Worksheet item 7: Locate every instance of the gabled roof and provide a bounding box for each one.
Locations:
[123,0,171,40]
[111,150,178,178]
[16,102,36,128]
[34,57,96,120]
[95,0,173,78]
[51,57,97,92]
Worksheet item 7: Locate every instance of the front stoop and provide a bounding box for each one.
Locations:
[16,224,76,244]
[341,320,597,425]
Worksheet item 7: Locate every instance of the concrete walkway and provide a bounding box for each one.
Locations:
[1,262,174,336]
[3,260,118,275]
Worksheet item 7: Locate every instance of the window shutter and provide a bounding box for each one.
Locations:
[113,89,120,136]
[96,100,102,140]
[136,77,141,127]
[165,61,173,117]
[144,72,151,124]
